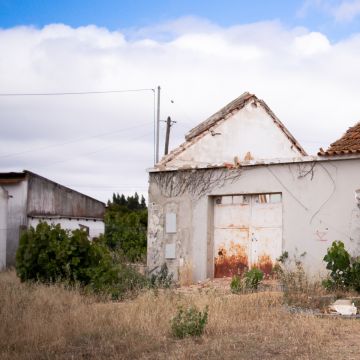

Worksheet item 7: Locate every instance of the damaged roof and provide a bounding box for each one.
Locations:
[318,122,360,156]
[159,92,307,167]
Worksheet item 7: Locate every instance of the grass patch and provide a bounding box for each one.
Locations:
[2,270,360,359]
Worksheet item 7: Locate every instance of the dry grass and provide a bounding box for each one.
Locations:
[1,270,360,360]
[178,261,193,287]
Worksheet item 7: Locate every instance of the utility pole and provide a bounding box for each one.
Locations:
[164,116,176,155]
[155,86,161,163]
[164,116,171,155]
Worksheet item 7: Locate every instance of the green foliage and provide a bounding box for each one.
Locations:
[230,275,243,294]
[323,241,360,292]
[16,222,96,283]
[16,222,147,299]
[230,268,264,293]
[105,192,147,262]
[149,263,174,288]
[171,305,209,339]
[323,240,351,290]
[277,251,289,264]
[244,268,264,290]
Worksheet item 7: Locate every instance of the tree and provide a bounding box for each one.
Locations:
[104,193,147,262]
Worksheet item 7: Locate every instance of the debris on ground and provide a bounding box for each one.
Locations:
[328,299,357,316]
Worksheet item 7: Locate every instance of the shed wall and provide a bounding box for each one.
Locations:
[148,158,360,281]
[28,217,105,238]
[1,181,28,266]
[27,175,105,218]
[0,187,8,270]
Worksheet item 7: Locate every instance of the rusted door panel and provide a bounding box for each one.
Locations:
[214,200,250,277]
[214,229,249,277]
[250,199,282,274]
[251,227,282,275]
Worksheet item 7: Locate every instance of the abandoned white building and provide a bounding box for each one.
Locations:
[0,170,105,269]
[147,92,360,282]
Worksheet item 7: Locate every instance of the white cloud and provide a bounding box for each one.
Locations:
[1,19,360,201]
[333,0,360,21]
[298,0,360,22]
[293,32,331,56]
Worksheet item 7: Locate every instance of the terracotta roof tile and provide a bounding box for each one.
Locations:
[318,122,360,156]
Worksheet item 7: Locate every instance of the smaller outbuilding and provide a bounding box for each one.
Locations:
[0,170,105,269]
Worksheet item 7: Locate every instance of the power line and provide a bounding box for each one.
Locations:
[0,88,155,96]
[45,129,154,167]
[0,121,152,159]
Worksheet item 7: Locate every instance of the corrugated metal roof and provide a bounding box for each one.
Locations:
[318,122,360,156]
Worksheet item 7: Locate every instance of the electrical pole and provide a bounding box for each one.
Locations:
[155,86,161,163]
[164,116,176,155]
[164,116,171,155]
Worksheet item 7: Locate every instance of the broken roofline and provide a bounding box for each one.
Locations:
[158,91,307,167]
[148,154,360,173]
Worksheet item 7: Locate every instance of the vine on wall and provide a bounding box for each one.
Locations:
[151,168,242,198]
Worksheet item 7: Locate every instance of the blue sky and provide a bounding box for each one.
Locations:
[1,0,360,41]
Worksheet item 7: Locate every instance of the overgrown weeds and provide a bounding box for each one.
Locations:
[2,270,360,359]
[149,263,174,289]
[274,251,331,309]
[230,268,264,293]
[171,305,209,338]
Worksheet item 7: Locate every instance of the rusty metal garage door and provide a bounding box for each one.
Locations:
[214,193,282,278]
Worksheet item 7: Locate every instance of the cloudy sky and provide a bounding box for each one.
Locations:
[1,0,360,203]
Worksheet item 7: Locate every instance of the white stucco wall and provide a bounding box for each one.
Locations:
[165,101,302,168]
[28,217,104,239]
[0,187,8,270]
[148,157,360,281]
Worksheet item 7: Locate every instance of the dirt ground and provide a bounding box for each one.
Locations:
[1,270,360,360]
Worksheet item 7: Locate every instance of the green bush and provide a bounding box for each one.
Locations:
[323,241,351,290]
[230,275,243,293]
[16,222,147,299]
[171,305,208,339]
[244,268,264,290]
[323,240,360,292]
[230,268,264,293]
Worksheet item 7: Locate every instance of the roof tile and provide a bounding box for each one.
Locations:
[318,122,360,156]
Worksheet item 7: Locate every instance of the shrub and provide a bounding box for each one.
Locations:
[171,305,208,339]
[323,240,360,292]
[230,268,263,293]
[230,274,243,294]
[16,222,96,283]
[16,222,147,299]
[149,263,174,288]
[244,268,264,290]
[323,241,351,290]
